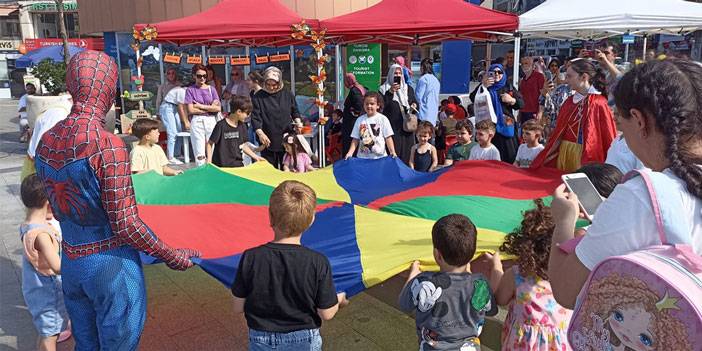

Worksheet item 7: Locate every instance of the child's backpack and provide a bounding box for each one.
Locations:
[568,169,702,351]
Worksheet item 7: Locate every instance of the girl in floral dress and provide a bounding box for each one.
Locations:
[491,199,572,350]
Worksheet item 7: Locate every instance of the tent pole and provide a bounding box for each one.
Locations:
[624,43,629,63]
[642,34,648,61]
[513,35,521,89]
[486,42,492,72]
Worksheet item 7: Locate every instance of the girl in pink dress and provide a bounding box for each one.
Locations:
[490,199,572,351]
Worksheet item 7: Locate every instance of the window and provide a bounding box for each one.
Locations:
[33,12,80,38]
[1,17,20,39]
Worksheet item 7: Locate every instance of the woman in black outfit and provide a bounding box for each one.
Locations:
[469,63,524,163]
[379,64,418,165]
[341,73,366,156]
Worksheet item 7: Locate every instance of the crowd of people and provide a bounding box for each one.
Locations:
[15,43,702,351]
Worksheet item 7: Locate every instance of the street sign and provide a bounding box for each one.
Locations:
[622,34,635,44]
[124,91,153,101]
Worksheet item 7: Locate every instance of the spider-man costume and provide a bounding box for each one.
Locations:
[35,51,200,350]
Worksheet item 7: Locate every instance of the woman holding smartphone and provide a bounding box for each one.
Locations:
[547,59,702,309]
[379,64,417,165]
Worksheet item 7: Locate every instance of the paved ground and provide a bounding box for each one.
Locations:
[0,99,503,350]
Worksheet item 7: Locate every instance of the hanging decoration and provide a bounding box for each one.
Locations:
[291,21,329,126]
[208,56,226,65]
[255,54,270,64]
[270,52,291,62]
[186,54,203,64]
[231,56,251,66]
[163,53,182,64]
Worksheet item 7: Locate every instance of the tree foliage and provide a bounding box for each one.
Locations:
[32,59,67,96]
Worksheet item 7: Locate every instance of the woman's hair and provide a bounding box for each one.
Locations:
[420,58,434,75]
[570,59,608,96]
[363,91,384,111]
[614,59,702,199]
[191,64,207,75]
[248,70,264,85]
[416,121,434,136]
[499,199,553,280]
[578,273,690,349]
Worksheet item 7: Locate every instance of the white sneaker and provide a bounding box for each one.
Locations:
[169,158,184,165]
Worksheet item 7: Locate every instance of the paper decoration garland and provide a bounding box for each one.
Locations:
[187,55,203,64]
[290,20,329,126]
[163,53,182,64]
[208,56,226,65]
[231,56,251,66]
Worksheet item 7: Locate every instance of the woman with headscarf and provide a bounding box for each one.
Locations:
[251,66,301,169]
[379,64,418,165]
[342,73,366,156]
[469,63,523,163]
[394,56,413,87]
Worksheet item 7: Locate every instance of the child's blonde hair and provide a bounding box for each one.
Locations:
[269,180,316,237]
[475,120,496,134]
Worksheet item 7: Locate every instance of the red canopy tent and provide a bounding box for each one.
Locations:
[320,0,518,45]
[134,0,318,47]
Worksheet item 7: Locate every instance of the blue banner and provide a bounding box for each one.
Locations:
[440,40,472,94]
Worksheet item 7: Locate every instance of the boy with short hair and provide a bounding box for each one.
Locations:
[399,214,497,351]
[207,95,265,167]
[469,120,501,161]
[232,180,346,350]
[444,120,476,166]
[513,119,545,168]
[130,118,183,175]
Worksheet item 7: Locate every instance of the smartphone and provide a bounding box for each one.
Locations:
[561,173,604,220]
[393,76,402,85]
[488,71,495,79]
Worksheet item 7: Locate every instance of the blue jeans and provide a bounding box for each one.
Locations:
[159,102,183,159]
[249,328,322,351]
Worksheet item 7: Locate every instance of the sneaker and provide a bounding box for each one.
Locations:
[169,158,184,165]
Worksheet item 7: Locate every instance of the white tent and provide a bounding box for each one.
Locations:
[518,0,702,40]
[508,0,702,87]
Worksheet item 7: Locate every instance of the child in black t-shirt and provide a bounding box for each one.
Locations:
[207,95,265,167]
[232,180,347,350]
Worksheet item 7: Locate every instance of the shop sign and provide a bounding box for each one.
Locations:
[30,2,78,12]
[0,40,20,51]
[124,91,153,101]
[346,43,381,91]
[24,38,103,51]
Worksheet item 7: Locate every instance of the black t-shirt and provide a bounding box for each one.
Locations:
[231,243,338,332]
[209,119,248,167]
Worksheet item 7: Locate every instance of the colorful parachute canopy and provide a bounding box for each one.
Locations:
[134,158,562,296]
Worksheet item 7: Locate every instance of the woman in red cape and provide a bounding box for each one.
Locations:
[531,59,617,171]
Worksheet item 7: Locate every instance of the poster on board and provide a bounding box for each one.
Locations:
[346,43,381,91]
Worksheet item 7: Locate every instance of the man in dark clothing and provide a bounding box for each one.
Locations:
[251,66,301,169]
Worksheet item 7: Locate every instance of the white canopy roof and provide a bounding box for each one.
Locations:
[518,0,702,39]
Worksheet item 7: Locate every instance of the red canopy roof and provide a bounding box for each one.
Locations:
[134,0,317,47]
[321,0,518,45]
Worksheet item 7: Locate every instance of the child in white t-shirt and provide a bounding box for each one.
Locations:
[514,120,545,168]
[469,120,501,161]
[345,92,396,160]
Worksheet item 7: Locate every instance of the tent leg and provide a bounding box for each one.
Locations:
[642,35,648,61]
[625,43,629,63]
[486,43,492,71]
[513,36,521,89]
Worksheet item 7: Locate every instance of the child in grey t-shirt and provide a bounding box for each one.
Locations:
[398,214,497,351]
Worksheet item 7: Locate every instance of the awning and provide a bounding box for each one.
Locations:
[320,0,518,45]
[0,6,19,17]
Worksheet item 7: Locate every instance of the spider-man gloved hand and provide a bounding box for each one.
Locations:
[164,248,201,271]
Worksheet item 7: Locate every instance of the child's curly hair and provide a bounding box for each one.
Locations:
[499,199,553,280]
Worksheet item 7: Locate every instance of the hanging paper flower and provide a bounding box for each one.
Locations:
[318,115,329,125]
[315,87,326,96]
[309,68,327,84]
[310,30,326,41]
[316,55,330,65]
[314,98,328,107]
[130,42,140,52]
[132,28,142,41]
[291,31,305,40]
[142,26,158,41]
[311,41,326,51]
